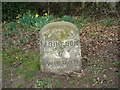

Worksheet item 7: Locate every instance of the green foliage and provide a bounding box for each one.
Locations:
[2,31,11,38]
[19,13,35,25]
[18,37,27,43]
[27,35,35,40]
[6,39,13,45]
[35,80,48,88]
[2,47,21,66]
[3,68,10,78]
[24,69,38,81]
[3,55,17,66]
[6,22,16,30]
[74,17,88,29]
[5,22,18,33]
[117,72,120,76]
[89,34,100,38]
[61,15,74,23]
[14,52,40,81]
[33,15,55,29]
[35,78,62,88]
[113,62,120,67]
[15,61,40,81]
[45,78,62,88]
[70,80,78,86]
[3,46,40,81]
[88,66,103,73]
[113,62,120,76]
[103,18,114,26]
[19,14,86,30]
[3,23,19,39]
[16,83,25,88]
[19,14,55,30]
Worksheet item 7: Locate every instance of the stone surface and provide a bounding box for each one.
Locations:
[39,21,81,74]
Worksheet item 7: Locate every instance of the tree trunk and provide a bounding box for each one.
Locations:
[48,2,50,15]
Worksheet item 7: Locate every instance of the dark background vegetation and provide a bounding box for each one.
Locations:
[2,2,120,22]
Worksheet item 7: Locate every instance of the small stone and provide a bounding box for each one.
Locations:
[103,74,107,78]
[16,57,19,59]
[97,77,100,81]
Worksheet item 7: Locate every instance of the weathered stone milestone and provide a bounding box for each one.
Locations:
[40,21,81,74]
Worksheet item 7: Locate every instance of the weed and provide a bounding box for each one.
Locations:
[74,17,88,29]
[89,34,100,38]
[18,37,27,43]
[70,80,78,86]
[35,80,48,88]
[27,35,35,40]
[88,66,103,73]
[3,31,11,38]
[113,62,120,67]
[6,39,13,45]
[20,23,31,30]
[55,82,62,88]
[3,57,16,66]
[61,15,74,23]
[82,76,97,84]
[16,83,25,88]
[24,70,38,81]
[117,72,120,76]
[15,67,25,76]
[19,14,55,30]
[3,68,10,78]
[6,22,17,33]
[35,78,62,88]
[82,57,90,61]
[113,62,120,76]
[46,78,62,88]
[103,18,114,27]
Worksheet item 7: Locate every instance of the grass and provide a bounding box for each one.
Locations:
[88,66,103,73]
[45,78,62,88]
[89,34,100,38]
[3,45,40,81]
[16,83,25,88]
[3,47,22,66]
[14,52,40,81]
[113,62,120,67]
[79,76,97,86]
[74,17,88,29]
[2,67,10,79]
[103,18,114,27]
[35,80,48,88]
[35,78,62,88]
[70,80,78,86]
[113,62,120,76]
[117,72,120,76]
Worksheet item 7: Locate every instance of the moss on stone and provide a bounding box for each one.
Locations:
[46,26,72,42]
